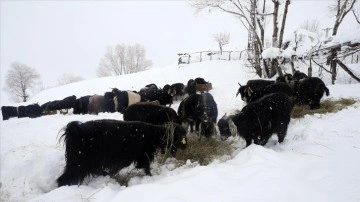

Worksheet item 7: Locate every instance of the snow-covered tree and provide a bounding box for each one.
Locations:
[97,43,152,77]
[213,32,230,55]
[57,73,84,86]
[4,62,41,102]
[191,0,291,78]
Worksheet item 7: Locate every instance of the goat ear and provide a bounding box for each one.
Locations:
[238,82,242,87]
[221,113,227,119]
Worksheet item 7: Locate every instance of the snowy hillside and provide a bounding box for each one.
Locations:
[1,60,360,202]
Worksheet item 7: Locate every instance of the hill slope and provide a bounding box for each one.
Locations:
[1,60,360,202]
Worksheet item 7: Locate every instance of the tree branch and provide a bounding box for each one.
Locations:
[352,9,360,24]
[312,58,332,74]
[335,59,360,82]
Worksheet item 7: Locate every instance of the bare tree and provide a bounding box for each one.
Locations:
[328,0,357,84]
[352,3,360,24]
[57,73,84,86]
[97,46,121,77]
[191,0,290,78]
[213,31,230,55]
[97,43,152,77]
[4,62,41,102]
[116,43,127,75]
[300,19,321,34]
[331,0,357,36]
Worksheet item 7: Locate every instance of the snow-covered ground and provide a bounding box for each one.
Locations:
[1,60,360,202]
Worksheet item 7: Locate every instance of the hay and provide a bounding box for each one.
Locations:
[174,136,234,165]
[291,98,357,118]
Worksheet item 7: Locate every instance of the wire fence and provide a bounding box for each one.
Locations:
[177,50,247,65]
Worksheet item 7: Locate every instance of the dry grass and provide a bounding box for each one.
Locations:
[291,98,357,118]
[114,136,234,186]
[174,136,234,165]
[115,98,357,185]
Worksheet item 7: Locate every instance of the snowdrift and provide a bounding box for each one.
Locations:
[1,60,360,202]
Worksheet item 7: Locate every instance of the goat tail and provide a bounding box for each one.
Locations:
[60,121,83,149]
[324,85,330,96]
[57,121,88,187]
[320,83,330,96]
[316,83,330,97]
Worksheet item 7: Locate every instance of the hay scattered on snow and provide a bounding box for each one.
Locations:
[291,98,357,118]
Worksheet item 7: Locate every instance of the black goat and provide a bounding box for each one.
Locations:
[246,82,293,103]
[290,77,330,109]
[178,93,218,140]
[218,92,293,147]
[56,120,187,186]
[236,79,275,101]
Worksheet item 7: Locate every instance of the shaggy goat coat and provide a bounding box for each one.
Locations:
[73,95,91,115]
[114,90,141,114]
[88,95,105,115]
[124,103,181,125]
[178,93,218,139]
[17,104,42,119]
[236,79,275,101]
[291,77,330,109]
[218,92,293,147]
[41,95,77,112]
[246,82,293,103]
[57,120,187,187]
[1,106,18,120]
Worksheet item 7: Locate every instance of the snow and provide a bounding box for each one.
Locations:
[262,47,281,59]
[281,29,321,59]
[1,60,360,202]
[327,29,360,45]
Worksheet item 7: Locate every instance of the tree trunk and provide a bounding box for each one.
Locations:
[254,45,262,78]
[262,59,270,78]
[251,0,262,78]
[330,51,337,84]
[272,0,280,47]
[22,88,27,102]
[290,60,295,74]
[278,0,290,48]
[332,21,341,36]
[270,59,281,78]
[308,57,313,77]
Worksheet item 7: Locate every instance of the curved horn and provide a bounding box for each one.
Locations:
[247,87,253,96]
[228,119,238,137]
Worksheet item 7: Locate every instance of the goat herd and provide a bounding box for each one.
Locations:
[1,72,330,187]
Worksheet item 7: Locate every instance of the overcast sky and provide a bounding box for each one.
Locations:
[2,0,357,104]
[1,1,247,88]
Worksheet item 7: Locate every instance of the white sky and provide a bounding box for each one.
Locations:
[0,1,247,89]
[1,0,356,100]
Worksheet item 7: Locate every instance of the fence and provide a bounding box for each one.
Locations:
[178,50,246,65]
